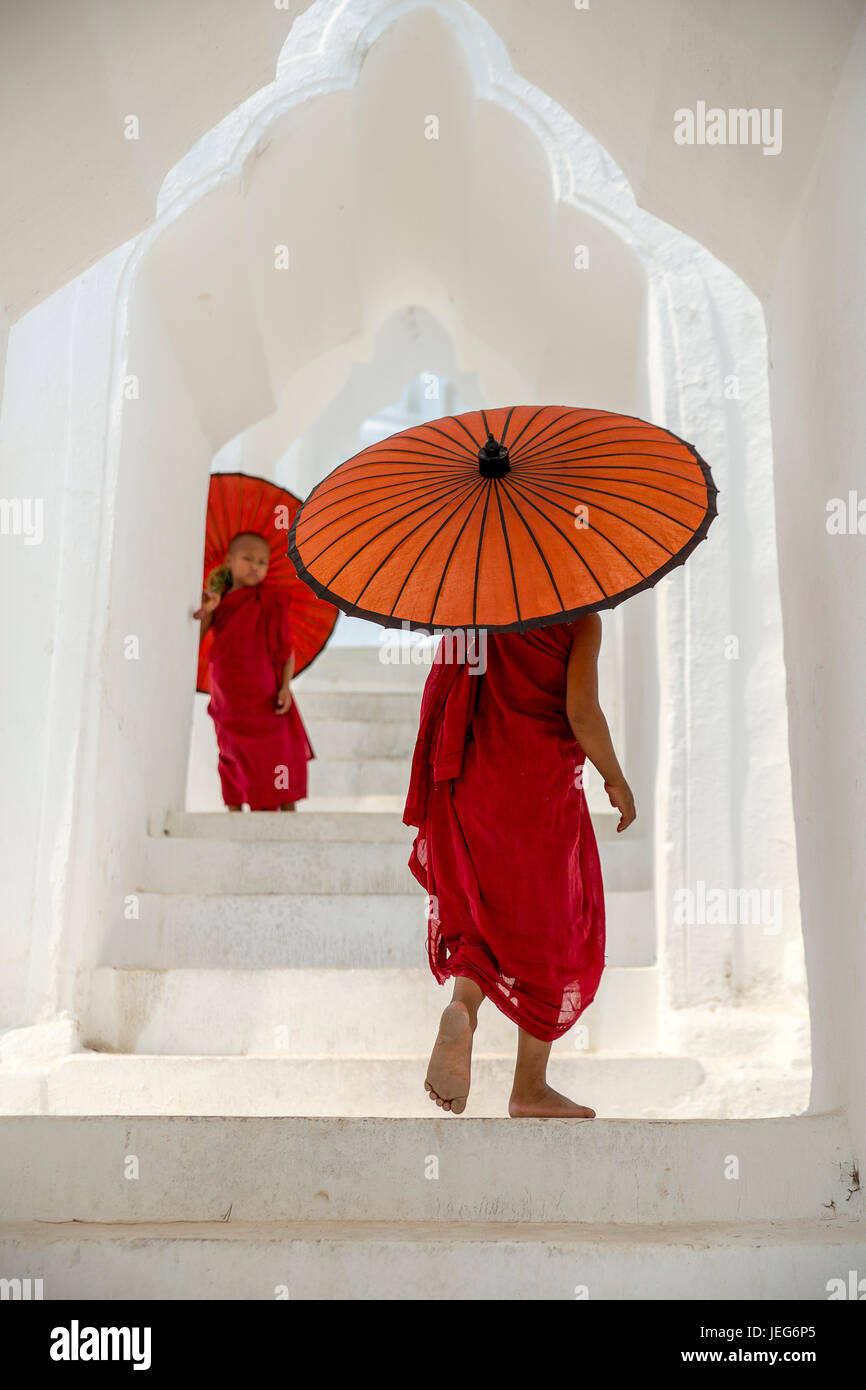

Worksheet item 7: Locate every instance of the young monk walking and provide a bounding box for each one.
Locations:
[193,531,314,811]
[404,612,636,1118]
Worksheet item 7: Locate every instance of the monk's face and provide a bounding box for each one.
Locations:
[228,536,271,587]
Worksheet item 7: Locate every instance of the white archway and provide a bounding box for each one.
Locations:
[14,0,804,1112]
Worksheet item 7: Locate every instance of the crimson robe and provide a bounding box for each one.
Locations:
[403,622,605,1042]
[206,585,314,809]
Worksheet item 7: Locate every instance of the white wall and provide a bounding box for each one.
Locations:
[0,0,809,1103]
[767,10,866,1147]
[0,245,129,1029]
[78,265,214,997]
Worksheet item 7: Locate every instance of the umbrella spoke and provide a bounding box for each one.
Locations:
[496,484,567,613]
[299,476,478,557]
[492,478,523,625]
[520,475,705,532]
[508,477,674,571]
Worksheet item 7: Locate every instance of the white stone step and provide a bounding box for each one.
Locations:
[295,645,431,690]
[103,892,428,968]
[159,808,415,842]
[291,690,423,721]
[160,806,625,842]
[101,887,653,969]
[165,804,627,836]
[304,718,419,759]
[140,836,411,894]
[3,1217,863,1300]
[140,826,651,895]
[0,1113,851,1224]
[0,1052,808,1119]
[303,757,618,817]
[307,757,412,798]
[84,965,659,1055]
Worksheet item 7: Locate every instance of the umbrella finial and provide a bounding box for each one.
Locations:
[478,432,511,479]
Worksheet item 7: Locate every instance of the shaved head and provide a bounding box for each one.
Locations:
[228,531,270,557]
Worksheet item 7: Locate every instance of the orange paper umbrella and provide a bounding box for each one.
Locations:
[288,405,718,632]
[197,471,338,692]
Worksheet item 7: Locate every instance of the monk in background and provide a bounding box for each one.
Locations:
[194,531,314,812]
[404,613,636,1117]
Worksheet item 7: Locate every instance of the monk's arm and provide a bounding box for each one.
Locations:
[193,590,220,638]
[275,652,295,713]
[565,613,636,832]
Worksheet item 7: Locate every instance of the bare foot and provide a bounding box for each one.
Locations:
[508,1084,596,1118]
[425,1001,474,1114]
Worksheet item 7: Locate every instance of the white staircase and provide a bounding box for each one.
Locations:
[1,647,855,1299]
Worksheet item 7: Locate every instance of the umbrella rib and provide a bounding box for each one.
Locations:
[510,421,690,465]
[497,484,567,611]
[507,408,619,461]
[299,475,477,552]
[503,406,570,456]
[414,486,489,626]
[512,478,678,560]
[357,483,488,616]
[525,476,706,529]
[498,405,517,448]
[472,482,495,627]
[303,471,473,524]
[449,414,486,453]
[492,479,523,626]
[525,469,709,513]
[307,468,465,514]
[246,476,270,536]
[316,451,470,491]
[508,478,656,569]
[414,421,480,460]
[353,441,476,466]
[524,455,709,487]
[310,479,480,593]
[513,439,701,470]
[501,480,614,595]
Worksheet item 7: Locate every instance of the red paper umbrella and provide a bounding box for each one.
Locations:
[196,471,338,692]
[288,405,718,632]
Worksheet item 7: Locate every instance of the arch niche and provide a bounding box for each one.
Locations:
[77,0,804,1101]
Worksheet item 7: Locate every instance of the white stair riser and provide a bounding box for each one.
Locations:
[3,1224,864,1300]
[162,808,625,844]
[103,893,428,969]
[141,834,649,895]
[306,760,620,817]
[141,838,411,894]
[102,889,653,969]
[0,1113,849,1224]
[85,966,659,1054]
[295,647,430,690]
[0,1054,810,1122]
[305,720,419,758]
[293,691,423,721]
[162,810,413,842]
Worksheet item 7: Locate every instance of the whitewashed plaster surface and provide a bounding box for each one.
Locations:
[0,0,861,1144]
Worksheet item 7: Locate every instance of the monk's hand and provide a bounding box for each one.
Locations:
[275,684,293,715]
[604,780,636,833]
[193,590,220,620]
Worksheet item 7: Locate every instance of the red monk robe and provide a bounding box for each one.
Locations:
[207,585,314,809]
[403,620,605,1043]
